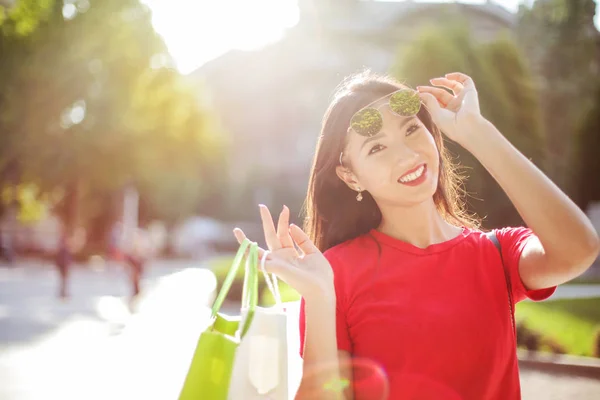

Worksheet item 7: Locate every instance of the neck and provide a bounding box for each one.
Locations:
[377,198,462,248]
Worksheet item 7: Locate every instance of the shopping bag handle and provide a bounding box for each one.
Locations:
[239,243,259,338]
[260,250,282,307]
[210,238,251,319]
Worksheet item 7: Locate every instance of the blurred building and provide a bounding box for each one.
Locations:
[189,0,517,209]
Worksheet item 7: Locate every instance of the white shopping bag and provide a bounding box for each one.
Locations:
[285,300,304,399]
[228,252,289,400]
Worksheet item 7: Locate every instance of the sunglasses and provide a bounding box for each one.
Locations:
[339,89,422,166]
[348,89,422,137]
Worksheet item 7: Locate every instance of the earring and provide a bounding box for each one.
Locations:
[356,188,363,202]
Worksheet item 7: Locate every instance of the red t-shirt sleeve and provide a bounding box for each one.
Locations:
[299,251,352,358]
[495,226,557,303]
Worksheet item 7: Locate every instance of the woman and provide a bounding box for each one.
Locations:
[233,71,600,399]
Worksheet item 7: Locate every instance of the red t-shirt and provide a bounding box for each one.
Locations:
[299,227,556,400]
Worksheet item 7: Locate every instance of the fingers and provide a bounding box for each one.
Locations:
[416,86,453,108]
[277,205,295,249]
[259,204,282,251]
[233,227,247,245]
[289,224,319,255]
[444,72,475,92]
[231,234,290,282]
[259,253,297,280]
[444,72,479,113]
[429,77,464,96]
[417,92,443,117]
[232,228,267,258]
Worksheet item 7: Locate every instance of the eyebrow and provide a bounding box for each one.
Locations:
[359,116,416,152]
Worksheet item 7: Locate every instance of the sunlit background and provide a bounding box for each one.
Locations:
[139,0,600,74]
[1,0,600,399]
[141,0,300,74]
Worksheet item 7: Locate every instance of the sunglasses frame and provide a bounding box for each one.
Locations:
[347,89,422,137]
[340,88,422,166]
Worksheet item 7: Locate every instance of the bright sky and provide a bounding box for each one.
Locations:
[141,0,299,74]
[142,0,600,75]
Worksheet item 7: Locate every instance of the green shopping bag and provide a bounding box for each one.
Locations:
[178,239,259,400]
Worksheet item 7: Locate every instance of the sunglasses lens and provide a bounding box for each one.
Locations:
[350,108,383,137]
[389,89,421,116]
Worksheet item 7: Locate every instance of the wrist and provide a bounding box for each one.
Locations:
[304,288,336,311]
[458,116,496,152]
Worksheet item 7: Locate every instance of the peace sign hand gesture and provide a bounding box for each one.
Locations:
[233,205,335,304]
[416,72,484,146]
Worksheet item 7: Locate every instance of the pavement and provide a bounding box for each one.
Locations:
[0,259,599,399]
[0,259,217,400]
[520,369,600,399]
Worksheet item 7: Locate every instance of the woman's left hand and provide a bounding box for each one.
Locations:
[416,72,485,146]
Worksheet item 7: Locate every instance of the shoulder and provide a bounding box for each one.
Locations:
[461,226,533,247]
[493,226,534,243]
[490,226,537,266]
[324,233,381,267]
[462,226,536,273]
[323,234,381,305]
[322,233,383,290]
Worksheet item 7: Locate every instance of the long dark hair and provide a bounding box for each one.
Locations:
[303,71,479,252]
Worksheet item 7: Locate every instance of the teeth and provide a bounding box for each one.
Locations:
[400,165,425,183]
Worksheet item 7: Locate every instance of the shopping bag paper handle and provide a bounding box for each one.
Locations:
[260,250,282,307]
[210,238,251,319]
[239,243,259,338]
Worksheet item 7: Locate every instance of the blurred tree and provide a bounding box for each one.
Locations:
[0,0,54,36]
[575,81,600,211]
[480,35,545,166]
[126,67,226,223]
[391,23,544,228]
[516,0,599,198]
[0,0,225,240]
[0,0,57,227]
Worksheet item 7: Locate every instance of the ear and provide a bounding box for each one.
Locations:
[335,164,361,191]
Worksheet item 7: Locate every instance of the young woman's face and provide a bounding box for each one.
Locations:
[342,100,440,207]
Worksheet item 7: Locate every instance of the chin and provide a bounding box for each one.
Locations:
[399,173,438,206]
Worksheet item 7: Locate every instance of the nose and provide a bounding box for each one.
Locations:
[392,140,419,167]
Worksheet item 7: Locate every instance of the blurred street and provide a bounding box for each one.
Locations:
[520,369,600,400]
[0,260,599,399]
[0,259,217,400]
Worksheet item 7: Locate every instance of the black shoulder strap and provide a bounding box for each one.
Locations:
[485,231,516,336]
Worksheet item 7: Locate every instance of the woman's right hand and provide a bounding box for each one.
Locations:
[233,204,335,304]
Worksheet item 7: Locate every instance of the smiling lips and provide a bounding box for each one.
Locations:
[398,164,427,186]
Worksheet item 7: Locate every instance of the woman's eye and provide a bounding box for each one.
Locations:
[368,144,384,155]
[406,122,420,136]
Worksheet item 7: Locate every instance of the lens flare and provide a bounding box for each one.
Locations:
[301,357,389,400]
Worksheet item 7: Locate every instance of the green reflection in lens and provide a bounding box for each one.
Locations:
[350,108,382,137]
[390,89,421,116]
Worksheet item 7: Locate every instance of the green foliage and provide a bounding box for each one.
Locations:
[517,0,598,196]
[0,0,225,228]
[516,297,600,357]
[126,68,226,222]
[480,35,545,164]
[0,0,55,37]
[390,23,543,227]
